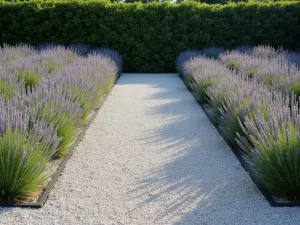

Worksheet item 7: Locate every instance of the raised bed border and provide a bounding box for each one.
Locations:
[178,74,300,207]
[0,75,121,208]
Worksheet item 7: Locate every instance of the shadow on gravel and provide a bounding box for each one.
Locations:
[125,74,277,224]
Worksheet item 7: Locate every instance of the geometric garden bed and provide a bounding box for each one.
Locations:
[1,43,300,209]
[0,75,119,208]
[0,44,121,208]
[179,74,300,207]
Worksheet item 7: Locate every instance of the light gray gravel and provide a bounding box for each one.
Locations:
[1,73,300,225]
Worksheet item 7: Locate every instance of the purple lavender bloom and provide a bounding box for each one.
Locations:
[176,50,203,74]
[251,45,278,58]
[0,43,36,66]
[0,44,120,200]
[89,48,123,73]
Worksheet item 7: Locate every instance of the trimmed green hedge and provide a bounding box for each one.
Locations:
[0,1,300,72]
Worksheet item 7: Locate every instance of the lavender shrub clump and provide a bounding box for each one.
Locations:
[183,56,231,104]
[219,83,288,146]
[178,46,300,200]
[221,45,300,98]
[237,98,300,200]
[251,45,281,59]
[175,50,203,75]
[0,44,119,201]
[90,48,123,74]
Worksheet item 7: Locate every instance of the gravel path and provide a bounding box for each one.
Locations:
[1,73,300,225]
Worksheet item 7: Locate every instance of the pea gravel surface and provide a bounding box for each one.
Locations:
[0,73,300,225]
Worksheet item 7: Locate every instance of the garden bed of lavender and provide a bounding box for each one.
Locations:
[0,44,121,207]
[176,46,300,206]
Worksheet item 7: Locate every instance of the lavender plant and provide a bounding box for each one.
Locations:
[175,50,203,75]
[237,99,300,200]
[38,47,77,73]
[90,48,123,74]
[221,52,268,78]
[0,98,60,157]
[205,74,245,122]
[0,68,25,98]
[188,59,231,104]
[0,98,60,200]
[182,56,221,88]
[251,45,278,58]
[284,76,300,97]
[218,85,285,146]
[83,54,118,95]
[219,51,250,70]
[51,65,104,122]
[253,56,295,86]
[0,130,50,201]
[23,82,83,156]
[7,58,49,89]
[0,44,119,201]
[218,83,256,145]
[0,43,36,66]
[176,46,300,201]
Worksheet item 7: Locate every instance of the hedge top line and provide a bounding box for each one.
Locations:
[1,0,300,8]
[1,0,300,72]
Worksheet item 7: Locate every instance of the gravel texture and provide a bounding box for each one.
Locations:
[1,73,300,225]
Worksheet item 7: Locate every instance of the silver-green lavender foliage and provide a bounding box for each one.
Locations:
[221,52,269,78]
[38,47,78,73]
[251,45,279,59]
[0,97,60,157]
[186,57,232,104]
[179,46,300,200]
[205,74,247,122]
[237,97,300,199]
[0,97,59,200]
[89,48,123,74]
[253,56,297,86]
[218,82,289,146]
[219,51,251,70]
[0,43,36,66]
[0,68,25,98]
[0,44,119,200]
[176,50,203,75]
[183,56,225,78]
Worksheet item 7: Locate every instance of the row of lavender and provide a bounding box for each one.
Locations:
[177,46,300,201]
[0,44,121,202]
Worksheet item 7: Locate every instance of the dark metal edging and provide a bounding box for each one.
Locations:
[178,74,300,207]
[0,75,121,208]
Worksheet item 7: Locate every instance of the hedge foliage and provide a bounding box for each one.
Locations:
[0,1,300,72]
